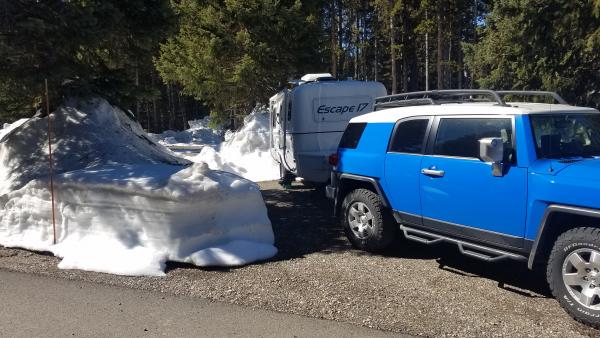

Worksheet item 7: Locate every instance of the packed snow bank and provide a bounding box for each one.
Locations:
[0,119,29,143]
[148,116,223,147]
[188,109,280,182]
[0,98,277,276]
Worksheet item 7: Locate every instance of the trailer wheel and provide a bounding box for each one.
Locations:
[279,163,294,188]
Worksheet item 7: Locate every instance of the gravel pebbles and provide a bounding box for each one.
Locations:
[0,181,599,337]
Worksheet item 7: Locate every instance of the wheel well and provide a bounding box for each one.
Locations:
[534,211,600,265]
[336,179,379,214]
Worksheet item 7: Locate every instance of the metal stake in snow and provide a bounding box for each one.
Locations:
[45,79,57,245]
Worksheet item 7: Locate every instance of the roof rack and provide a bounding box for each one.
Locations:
[374,89,568,111]
[374,90,507,111]
[496,91,568,105]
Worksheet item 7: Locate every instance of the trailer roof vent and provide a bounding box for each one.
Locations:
[300,73,336,82]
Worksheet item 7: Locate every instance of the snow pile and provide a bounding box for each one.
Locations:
[0,98,277,276]
[148,116,223,147]
[0,119,29,143]
[188,109,279,182]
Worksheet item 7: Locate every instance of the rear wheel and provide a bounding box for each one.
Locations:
[341,189,396,252]
[547,227,600,328]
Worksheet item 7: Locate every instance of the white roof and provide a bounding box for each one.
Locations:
[351,102,599,123]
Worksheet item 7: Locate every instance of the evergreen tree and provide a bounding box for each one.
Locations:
[466,0,600,107]
[2,0,596,125]
[155,0,324,126]
[0,0,173,122]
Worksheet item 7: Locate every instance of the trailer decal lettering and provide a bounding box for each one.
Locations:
[317,103,370,115]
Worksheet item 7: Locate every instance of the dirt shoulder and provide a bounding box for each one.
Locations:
[0,181,598,337]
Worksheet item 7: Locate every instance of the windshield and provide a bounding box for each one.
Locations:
[530,114,600,159]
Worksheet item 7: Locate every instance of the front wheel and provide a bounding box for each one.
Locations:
[341,189,396,252]
[547,227,600,328]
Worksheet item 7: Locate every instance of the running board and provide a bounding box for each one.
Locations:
[400,225,527,263]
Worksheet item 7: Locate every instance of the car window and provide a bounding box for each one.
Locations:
[389,118,429,154]
[433,118,513,159]
[530,114,600,158]
[339,122,367,149]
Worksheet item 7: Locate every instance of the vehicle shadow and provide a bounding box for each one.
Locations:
[382,241,551,298]
[167,183,551,298]
[262,183,552,298]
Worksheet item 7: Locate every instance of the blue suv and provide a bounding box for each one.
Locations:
[326,90,600,327]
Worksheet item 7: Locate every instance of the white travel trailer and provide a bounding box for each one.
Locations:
[269,74,387,184]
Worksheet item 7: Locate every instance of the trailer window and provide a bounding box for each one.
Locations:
[339,123,367,149]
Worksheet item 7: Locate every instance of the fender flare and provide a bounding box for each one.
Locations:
[528,204,600,269]
[332,173,390,216]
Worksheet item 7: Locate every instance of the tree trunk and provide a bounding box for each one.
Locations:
[362,3,368,80]
[457,21,464,90]
[151,74,158,133]
[338,2,344,77]
[135,62,140,119]
[425,9,429,91]
[354,12,359,80]
[330,1,337,78]
[401,5,409,92]
[179,92,186,130]
[447,33,452,89]
[167,84,175,131]
[374,25,379,82]
[389,0,397,94]
[471,0,477,88]
[436,10,443,90]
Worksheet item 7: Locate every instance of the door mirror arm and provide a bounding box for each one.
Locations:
[491,162,504,177]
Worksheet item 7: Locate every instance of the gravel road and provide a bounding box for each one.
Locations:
[0,180,599,337]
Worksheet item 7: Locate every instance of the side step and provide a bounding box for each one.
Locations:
[400,225,527,263]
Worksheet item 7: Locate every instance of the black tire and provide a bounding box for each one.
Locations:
[341,188,396,252]
[278,163,294,186]
[547,227,600,328]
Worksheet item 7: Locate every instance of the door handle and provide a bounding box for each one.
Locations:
[421,168,445,177]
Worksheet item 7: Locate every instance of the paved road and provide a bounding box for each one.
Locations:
[0,270,398,338]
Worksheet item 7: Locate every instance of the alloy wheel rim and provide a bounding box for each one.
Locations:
[562,248,600,310]
[347,202,374,239]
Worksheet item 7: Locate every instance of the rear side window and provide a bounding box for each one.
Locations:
[433,118,513,158]
[389,118,430,153]
[339,123,367,149]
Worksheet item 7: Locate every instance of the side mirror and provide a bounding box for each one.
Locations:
[478,137,504,177]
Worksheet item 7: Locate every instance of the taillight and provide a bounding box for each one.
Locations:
[328,153,339,166]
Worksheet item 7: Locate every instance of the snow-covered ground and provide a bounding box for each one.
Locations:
[150,109,280,182]
[0,98,277,276]
[148,116,222,148]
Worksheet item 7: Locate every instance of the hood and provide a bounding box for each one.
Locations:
[553,158,600,181]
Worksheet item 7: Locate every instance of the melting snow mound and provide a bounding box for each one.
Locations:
[0,98,277,276]
[148,115,223,147]
[188,108,279,182]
